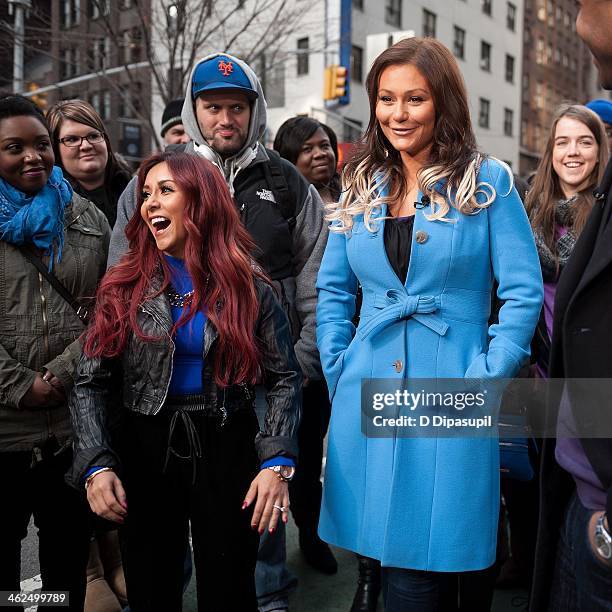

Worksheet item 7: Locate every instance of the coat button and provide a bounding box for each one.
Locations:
[393,360,403,373]
[415,230,428,244]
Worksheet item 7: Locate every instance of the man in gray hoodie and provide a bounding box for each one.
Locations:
[108,53,329,611]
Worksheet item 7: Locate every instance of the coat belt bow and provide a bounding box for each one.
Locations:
[358,290,449,340]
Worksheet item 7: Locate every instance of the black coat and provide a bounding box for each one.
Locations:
[67,277,302,489]
[531,158,612,611]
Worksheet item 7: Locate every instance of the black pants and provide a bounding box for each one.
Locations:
[119,408,260,612]
[289,379,331,532]
[0,445,91,612]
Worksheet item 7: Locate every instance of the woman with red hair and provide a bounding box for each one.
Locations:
[68,151,301,611]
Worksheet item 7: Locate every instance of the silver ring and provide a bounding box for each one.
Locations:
[273,504,287,513]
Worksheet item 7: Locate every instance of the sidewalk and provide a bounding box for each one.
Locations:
[183,519,528,611]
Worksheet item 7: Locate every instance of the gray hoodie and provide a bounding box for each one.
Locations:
[107,53,327,380]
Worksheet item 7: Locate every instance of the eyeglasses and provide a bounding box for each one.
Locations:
[59,131,105,147]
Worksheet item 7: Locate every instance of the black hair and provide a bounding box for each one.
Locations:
[0,94,49,131]
[273,116,339,167]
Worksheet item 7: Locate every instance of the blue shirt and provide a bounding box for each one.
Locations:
[164,254,207,395]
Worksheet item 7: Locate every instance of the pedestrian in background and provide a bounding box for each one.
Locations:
[316,37,543,611]
[531,1,612,609]
[46,97,131,611]
[46,99,132,228]
[160,99,191,146]
[0,94,110,611]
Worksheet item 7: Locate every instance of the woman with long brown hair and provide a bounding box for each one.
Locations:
[316,38,543,611]
[68,150,301,611]
[526,103,608,377]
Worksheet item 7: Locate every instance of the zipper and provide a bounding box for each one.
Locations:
[38,271,53,439]
[38,272,51,361]
[140,304,175,413]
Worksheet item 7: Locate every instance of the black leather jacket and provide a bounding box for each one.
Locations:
[68,277,302,486]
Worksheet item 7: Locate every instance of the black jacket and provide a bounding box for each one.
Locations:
[531,158,612,611]
[68,277,302,488]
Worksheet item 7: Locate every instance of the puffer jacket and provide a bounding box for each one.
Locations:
[68,276,302,486]
[0,193,111,452]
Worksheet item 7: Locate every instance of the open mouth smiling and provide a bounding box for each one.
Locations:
[150,216,171,235]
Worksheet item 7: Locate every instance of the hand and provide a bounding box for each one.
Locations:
[588,510,612,567]
[20,373,66,409]
[243,470,290,535]
[86,471,128,524]
[42,370,65,393]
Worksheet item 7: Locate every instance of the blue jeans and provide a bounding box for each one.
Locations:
[254,387,297,611]
[382,564,497,612]
[549,492,612,611]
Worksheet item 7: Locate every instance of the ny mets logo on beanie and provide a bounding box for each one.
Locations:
[191,55,258,100]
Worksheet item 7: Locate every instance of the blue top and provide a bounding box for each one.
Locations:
[165,254,207,395]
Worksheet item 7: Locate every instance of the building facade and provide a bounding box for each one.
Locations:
[519,0,597,175]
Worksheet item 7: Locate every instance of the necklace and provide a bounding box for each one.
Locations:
[165,274,209,308]
[166,285,194,307]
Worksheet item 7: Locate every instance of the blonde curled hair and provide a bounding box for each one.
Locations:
[328,38,506,233]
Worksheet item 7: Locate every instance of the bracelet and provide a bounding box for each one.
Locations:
[85,467,113,490]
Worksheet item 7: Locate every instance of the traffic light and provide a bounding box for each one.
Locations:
[323,65,349,101]
[28,83,47,110]
[332,65,348,99]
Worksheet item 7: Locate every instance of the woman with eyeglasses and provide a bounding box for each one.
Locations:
[47,99,131,611]
[47,100,132,228]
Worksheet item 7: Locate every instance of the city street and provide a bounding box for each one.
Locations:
[21,518,528,611]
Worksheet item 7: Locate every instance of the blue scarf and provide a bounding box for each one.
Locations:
[0,166,73,268]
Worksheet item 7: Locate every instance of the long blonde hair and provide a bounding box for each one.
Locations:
[328,38,500,232]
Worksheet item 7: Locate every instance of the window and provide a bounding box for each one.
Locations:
[505,54,514,83]
[353,0,364,10]
[257,54,285,108]
[103,91,111,120]
[89,37,110,71]
[453,26,466,60]
[480,41,491,71]
[506,2,516,30]
[385,0,401,28]
[60,47,80,79]
[482,0,492,16]
[422,9,437,38]
[297,38,309,76]
[536,38,545,64]
[61,0,80,28]
[478,98,490,129]
[90,0,109,19]
[504,108,513,136]
[351,45,364,83]
[535,81,544,109]
[122,27,143,64]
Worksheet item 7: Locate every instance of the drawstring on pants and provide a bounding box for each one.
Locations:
[163,409,202,485]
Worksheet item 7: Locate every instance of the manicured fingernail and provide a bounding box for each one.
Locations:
[242,501,248,510]
[258,528,264,535]
[269,527,275,534]
[251,524,257,530]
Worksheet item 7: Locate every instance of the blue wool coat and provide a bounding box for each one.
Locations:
[316,158,543,572]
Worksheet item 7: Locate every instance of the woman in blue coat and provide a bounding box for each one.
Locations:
[316,38,543,611]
